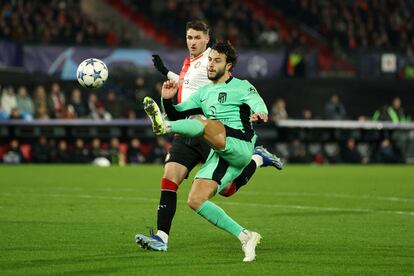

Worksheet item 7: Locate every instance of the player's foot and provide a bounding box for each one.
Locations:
[135,233,168,252]
[241,230,262,262]
[254,145,284,170]
[143,97,169,135]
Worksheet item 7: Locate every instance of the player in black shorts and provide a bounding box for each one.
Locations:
[135,20,283,251]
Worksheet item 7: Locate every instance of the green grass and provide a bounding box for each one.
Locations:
[0,165,413,275]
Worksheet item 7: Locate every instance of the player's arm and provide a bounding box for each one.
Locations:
[161,80,203,120]
[152,55,179,81]
[242,82,269,123]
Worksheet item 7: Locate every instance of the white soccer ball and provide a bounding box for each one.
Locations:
[76,58,109,89]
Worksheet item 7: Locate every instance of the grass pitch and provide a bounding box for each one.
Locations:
[0,165,413,275]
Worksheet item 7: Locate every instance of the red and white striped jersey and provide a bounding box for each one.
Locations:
[167,48,211,103]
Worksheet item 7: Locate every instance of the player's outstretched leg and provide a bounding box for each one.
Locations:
[220,146,284,197]
[143,96,226,150]
[254,146,284,170]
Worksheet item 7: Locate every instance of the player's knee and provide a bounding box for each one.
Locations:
[187,194,206,210]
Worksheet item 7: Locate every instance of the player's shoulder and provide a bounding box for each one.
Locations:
[231,77,254,88]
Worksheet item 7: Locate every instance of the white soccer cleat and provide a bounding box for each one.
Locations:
[241,230,262,262]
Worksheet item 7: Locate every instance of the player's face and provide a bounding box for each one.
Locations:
[207,50,231,81]
[186,28,209,58]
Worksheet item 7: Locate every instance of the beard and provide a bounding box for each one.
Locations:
[207,67,225,81]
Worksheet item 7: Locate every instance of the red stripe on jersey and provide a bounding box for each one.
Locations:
[177,57,191,103]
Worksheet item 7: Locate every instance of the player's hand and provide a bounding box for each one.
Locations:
[162,80,178,99]
[152,55,169,76]
[250,112,268,124]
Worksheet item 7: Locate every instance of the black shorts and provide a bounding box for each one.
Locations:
[165,135,211,175]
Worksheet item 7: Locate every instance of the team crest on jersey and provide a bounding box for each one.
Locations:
[218,92,227,103]
[194,61,201,68]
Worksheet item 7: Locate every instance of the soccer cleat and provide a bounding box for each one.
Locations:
[135,232,168,252]
[254,145,284,170]
[241,230,262,262]
[143,96,169,135]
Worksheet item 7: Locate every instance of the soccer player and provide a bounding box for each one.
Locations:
[139,41,268,262]
[136,20,282,252]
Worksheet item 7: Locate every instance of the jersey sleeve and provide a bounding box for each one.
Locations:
[241,81,268,115]
[167,71,179,82]
[162,88,203,120]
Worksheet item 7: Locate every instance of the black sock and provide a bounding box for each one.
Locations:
[233,160,257,191]
[157,191,177,235]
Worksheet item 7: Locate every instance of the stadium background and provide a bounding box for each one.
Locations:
[1,1,414,275]
[1,0,413,165]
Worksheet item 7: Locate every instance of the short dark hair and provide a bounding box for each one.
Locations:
[186,20,210,35]
[211,41,237,70]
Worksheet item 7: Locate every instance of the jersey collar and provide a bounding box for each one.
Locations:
[190,47,211,63]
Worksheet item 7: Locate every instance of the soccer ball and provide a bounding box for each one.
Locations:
[76,58,109,89]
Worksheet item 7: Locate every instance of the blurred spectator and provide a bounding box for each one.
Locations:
[16,85,34,119]
[1,86,17,116]
[302,108,313,120]
[72,138,90,163]
[9,107,23,119]
[48,83,66,118]
[288,138,311,163]
[105,91,122,119]
[148,137,171,163]
[90,138,108,160]
[127,138,147,164]
[32,136,50,163]
[340,138,362,163]
[55,140,71,163]
[2,139,23,164]
[387,97,407,123]
[48,139,58,162]
[372,105,391,121]
[33,85,50,119]
[91,103,112,121]
[87,93,99,118]
[284,48,306,78]
[324,94,346,120]
[258,22,279,48]
[374,138,402,163]
[271,99,288,121]
[126,77,151,118]
[68,88,87,118]
[109,137,123,165]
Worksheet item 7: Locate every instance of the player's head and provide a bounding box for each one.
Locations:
[207,41,237,82]
[186,20,210,58]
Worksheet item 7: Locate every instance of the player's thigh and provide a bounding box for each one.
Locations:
[220,137,255,168]
[197,119,226,150]
[194,151,243,194]
[165,136,210,184]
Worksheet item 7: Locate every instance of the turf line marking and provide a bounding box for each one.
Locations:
[49,187,414,203]
[2,192,413,217]
[239,191,414,203]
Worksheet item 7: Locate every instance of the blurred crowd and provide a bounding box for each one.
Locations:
[0,0,130,46]
[120,0,280,49]
[0,77,161,120]
[273,0,414,55]
[1,81,412,123]
[271,94,412,123]
[0,136,171,165]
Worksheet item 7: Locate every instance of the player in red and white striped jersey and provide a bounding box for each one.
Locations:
[136,20,282,252]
